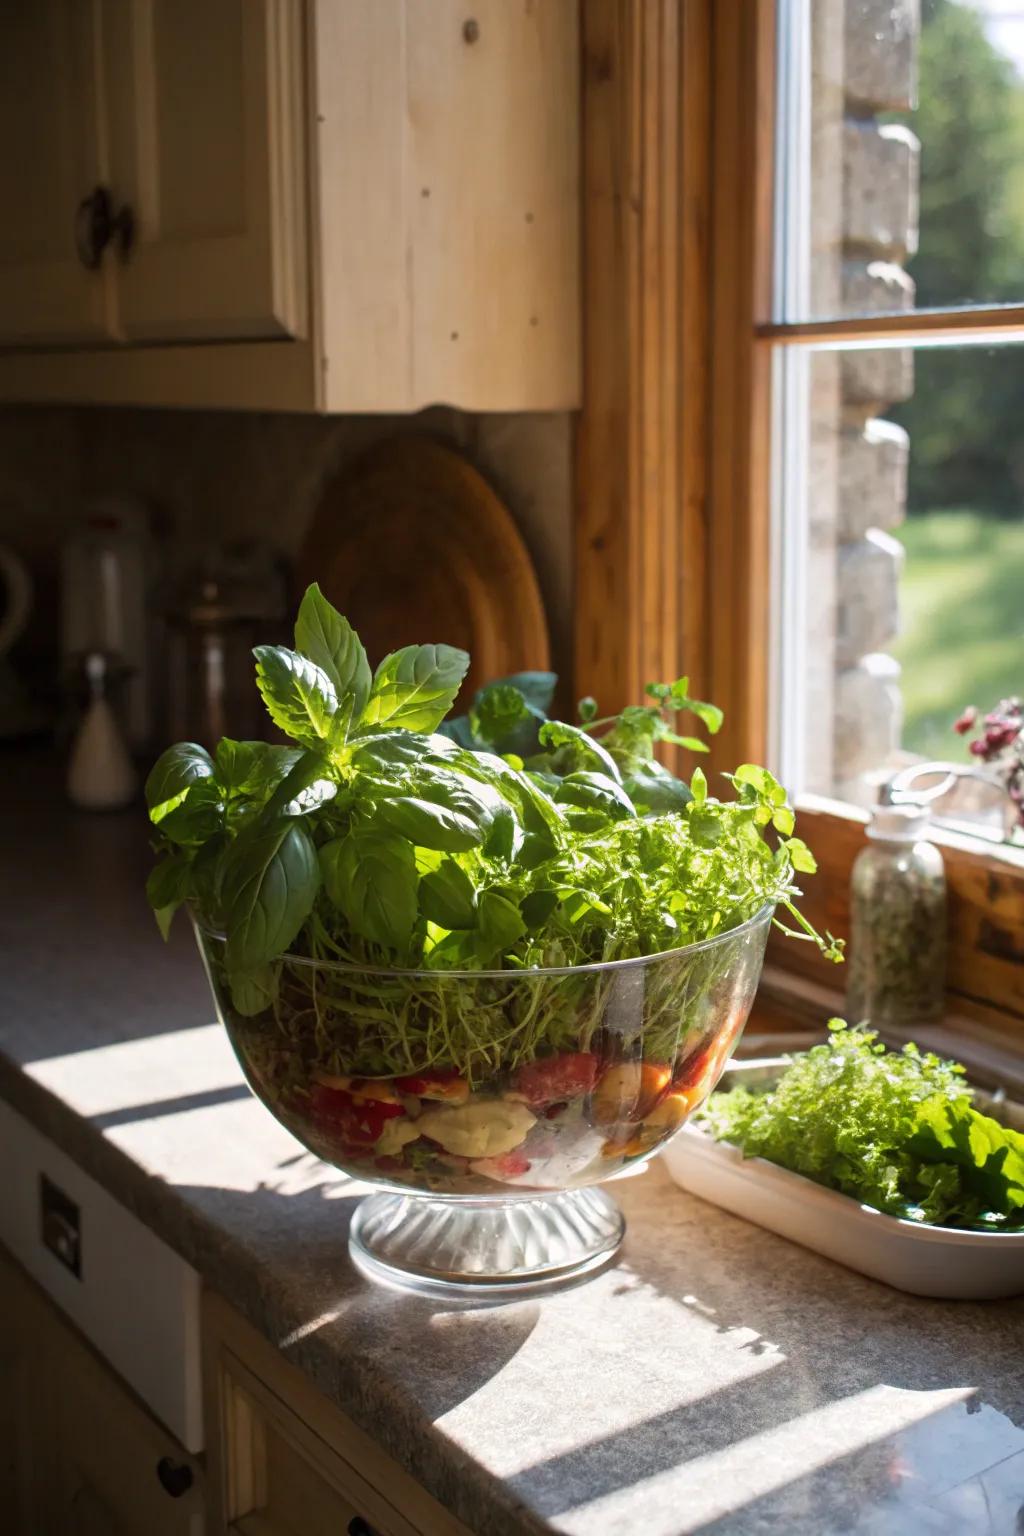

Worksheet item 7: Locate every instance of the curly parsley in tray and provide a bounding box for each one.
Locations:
[698,1022,1024,1232]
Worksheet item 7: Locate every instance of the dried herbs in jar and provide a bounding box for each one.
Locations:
[846,805,947,1028]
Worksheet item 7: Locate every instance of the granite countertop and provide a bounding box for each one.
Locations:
[3,750,1024,1536]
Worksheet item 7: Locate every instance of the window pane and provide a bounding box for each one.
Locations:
[772,340,1024,823]
[776,0,1024,322]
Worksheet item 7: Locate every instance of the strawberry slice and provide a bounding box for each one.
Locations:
[309,1083,404,1148]
[513,1052,600,1108]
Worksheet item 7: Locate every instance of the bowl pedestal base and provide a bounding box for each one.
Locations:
[349,1186,625,1300]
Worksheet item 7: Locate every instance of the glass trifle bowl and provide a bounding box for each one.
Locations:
[195,904,772,1297]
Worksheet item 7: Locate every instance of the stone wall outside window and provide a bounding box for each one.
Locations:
[807,0,920,804]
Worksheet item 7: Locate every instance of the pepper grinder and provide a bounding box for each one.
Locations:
[67,652,138,810]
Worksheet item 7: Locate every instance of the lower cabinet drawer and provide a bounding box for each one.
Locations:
[51,1321,205,1536]
[227,1374,400,1536]
[0,1246,204,1536]
[204,1294,472,1536]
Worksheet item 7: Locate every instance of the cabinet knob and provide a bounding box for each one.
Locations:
[348,1520,379,1536]
[155,1457,193,1498]
[75,185,135,270]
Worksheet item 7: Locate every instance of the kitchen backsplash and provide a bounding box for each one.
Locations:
[0,402,573,686]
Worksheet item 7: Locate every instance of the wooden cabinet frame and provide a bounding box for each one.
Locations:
[202,1291,471,1536]
[575,0,1024,1060]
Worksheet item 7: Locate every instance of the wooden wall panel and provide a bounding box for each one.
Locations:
[576,0,711,721]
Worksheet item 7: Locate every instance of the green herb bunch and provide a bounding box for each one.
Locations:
[699,1021,1024,1231]
[145,585,839,1076]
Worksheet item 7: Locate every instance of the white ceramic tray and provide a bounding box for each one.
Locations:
[662,1059,1024,1300]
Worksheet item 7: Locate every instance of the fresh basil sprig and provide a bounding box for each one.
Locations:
[145,583,841,1016]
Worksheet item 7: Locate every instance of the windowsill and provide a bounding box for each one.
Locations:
[795,792,1024,872]
[752,961,1024,1098]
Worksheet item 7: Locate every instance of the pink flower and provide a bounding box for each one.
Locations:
[953,707,978,736]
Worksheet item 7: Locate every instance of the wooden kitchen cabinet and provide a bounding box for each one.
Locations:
[203,1292,473,1536]
[0,1249,48,1534]
[0,1,114,346]
[0,0,579,413]
[100,0,306,343]
[0,1248,204,1536]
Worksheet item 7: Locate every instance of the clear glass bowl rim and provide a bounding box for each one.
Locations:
[193,900,775,982]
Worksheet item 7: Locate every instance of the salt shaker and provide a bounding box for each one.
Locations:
[67,652,137,811]
[845,804,947,1028]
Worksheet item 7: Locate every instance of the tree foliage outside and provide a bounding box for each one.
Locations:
[887,0,1024,514]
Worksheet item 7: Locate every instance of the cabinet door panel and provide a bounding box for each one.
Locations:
[50,1319,204,1536]
[1,1247,203,1536]
[0,0,113,344]
[103,0,307,342]
[0,1256,49,1535]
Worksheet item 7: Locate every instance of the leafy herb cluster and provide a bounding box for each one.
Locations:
[146,585,839,1069]
[699,1020,1024,1231]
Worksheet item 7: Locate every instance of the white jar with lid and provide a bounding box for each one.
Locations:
[845,804,947,1027]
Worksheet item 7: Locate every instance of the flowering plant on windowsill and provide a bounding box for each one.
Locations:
[954,698,1024,837]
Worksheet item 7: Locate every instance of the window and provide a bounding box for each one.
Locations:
[770,0,1024,821]
[576,0,1024,1046]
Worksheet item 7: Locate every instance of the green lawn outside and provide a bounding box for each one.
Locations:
[890,510,1024,760]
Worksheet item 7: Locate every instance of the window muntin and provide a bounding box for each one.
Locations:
[775,0,1024,326]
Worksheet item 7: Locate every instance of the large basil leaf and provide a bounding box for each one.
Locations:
[375,796,483,853]
[477,890,526,960]
[294,583,371,719]
[214,738,269,792]
[253,645,341,747]
[482,804,523,862]
[262,750,333,819]
[319,829,418,952]
[623,767,693,814]
[229,963,280,1019]
[466,750,563,841]
[145,853,192,940]
[538,720,622,782]
[213,739,305,799]
[145,743,214,823]
[515,830,558,870]
[222,819,320,972]
[413,764,507,826]
[361,644,469,734]
[351,730,463,774]
[519,889,558,929]
[190,832,228,914]
[554,771,636,821]
[158,778,225,846]
[419,859,477,930]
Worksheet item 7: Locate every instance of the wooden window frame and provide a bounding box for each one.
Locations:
[577,0,1024,1065]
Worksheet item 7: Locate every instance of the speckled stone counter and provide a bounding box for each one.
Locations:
[2,754,1024,1535]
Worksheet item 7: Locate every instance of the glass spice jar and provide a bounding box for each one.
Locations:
[846,804,947,1028]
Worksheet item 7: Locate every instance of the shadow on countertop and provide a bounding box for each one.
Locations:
[0,749,211,1058]
[499,1178,1024,1535]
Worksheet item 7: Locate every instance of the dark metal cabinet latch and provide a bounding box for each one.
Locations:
[348,1518,379,1536]
[155,1457,193,1498]
[75,185,135,269]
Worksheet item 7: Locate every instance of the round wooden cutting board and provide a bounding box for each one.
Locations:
[298,437,550,704]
